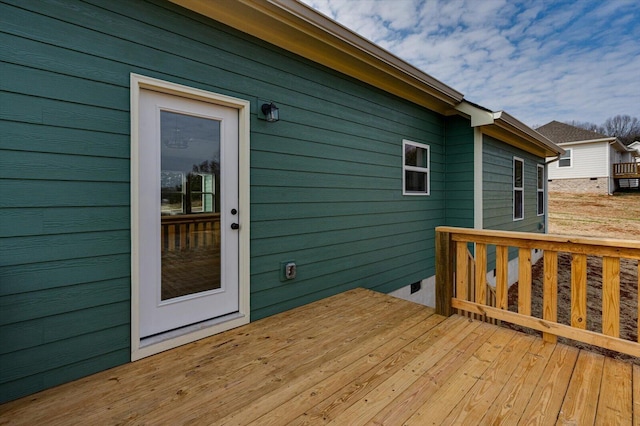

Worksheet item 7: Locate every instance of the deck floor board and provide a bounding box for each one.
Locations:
[1,288,638,425]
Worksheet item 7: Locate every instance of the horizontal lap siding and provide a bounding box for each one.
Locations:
[0,0,137,402]
[250,95,445,318]
[0,0,445,401]
[548,142,608,179]
[483,135,545,267]
[444,115,474,227]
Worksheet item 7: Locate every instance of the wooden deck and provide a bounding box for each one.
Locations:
[1,288,638,425]
[613,162,640,179]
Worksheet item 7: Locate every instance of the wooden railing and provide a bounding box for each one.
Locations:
[613,162,640,178]
[456,248,500,325]
[161,213,220,251]
[435,226,640,357]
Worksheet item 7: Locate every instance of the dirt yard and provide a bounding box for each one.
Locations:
[507,191,640,362]
[547,191,640,239]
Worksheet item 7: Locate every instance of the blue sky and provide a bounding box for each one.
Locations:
[299,0,640,128]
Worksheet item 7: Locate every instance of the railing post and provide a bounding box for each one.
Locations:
[436,228,454,316]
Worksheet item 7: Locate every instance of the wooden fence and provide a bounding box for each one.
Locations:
[435,226,640,357]
[161,213,220,252]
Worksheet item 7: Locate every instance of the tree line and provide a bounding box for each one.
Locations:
[564,115,640,145]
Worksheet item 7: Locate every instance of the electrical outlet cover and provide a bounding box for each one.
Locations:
[279,260,296,281]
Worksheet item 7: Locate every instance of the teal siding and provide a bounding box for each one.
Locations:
[483,135,545,232]
[0,0,447,401]
[483,135,546,267]
[444,115,475,228]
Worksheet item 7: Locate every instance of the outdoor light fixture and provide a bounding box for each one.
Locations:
[261,102,279,122]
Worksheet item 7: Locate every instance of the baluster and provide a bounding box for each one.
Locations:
[180,223,187,250]
[543,250,558,343]
[496,246,508,310]
[571,254,587,329]
[518,248,532,316]
[196,221,204,248]
[475,243,487,306]
[206,221,213,246]
[456,241,468,301]
[168,224,176,251]
[602,256,620,338]
[161,222,165,253]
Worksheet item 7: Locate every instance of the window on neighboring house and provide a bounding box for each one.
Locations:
[513,157,524,221]
[403,140,430,195]
[537,164,545,216]
[558,149,572,167]
[161,171,216,215]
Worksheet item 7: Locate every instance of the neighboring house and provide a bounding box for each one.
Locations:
[537,121,638,194]
[0,0,561,403]
[629,141,640,162]
[623,141,640,188]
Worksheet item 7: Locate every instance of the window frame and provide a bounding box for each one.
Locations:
[402,139,430,196]
[558,148,572,168]
[537,164,545,216]
[513,156,524,221]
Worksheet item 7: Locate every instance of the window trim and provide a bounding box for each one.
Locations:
[537,164,545,216]
[513,156,524,221]
[402,139,430,196]
[558,148,572,168]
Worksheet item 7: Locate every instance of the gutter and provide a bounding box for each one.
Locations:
[557,137,616,147]
[172,0,563,159]
[609,139,631,153]
[170,0,464,112]
[492,110,563,155]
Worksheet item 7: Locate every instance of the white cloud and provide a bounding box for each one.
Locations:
[300,0,640,127]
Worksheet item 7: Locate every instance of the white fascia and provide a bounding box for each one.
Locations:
[455,101,495,127]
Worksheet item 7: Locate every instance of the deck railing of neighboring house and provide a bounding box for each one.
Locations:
[613,162,640,178]
[161,213,220,251]
[435,226,640,357]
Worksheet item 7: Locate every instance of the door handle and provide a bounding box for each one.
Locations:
[231,223,239,230]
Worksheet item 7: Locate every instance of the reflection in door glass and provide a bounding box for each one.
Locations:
[160,111,221,300]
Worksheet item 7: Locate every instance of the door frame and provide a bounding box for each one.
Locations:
[130,74,250,361]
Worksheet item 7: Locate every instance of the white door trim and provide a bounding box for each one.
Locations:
[130,74,250,361]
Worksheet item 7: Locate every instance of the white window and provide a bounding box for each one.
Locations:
[513,157,524,221]
[403,140,430,195]
[537,164,544,216]
[558,149,572,167]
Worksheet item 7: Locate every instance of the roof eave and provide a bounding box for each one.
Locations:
[556,137,616,146]
[609,139,630,152]
[455,102,564,157]
[169,0,464,113]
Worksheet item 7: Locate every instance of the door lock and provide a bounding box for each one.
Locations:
[231,223,239,230]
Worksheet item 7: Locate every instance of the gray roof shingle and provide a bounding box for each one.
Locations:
[536,121,610,143]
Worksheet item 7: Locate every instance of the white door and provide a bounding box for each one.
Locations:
[138,89,239,338]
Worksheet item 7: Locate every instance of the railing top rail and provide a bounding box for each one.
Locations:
[161,212,221,224]
[435,226,640,251]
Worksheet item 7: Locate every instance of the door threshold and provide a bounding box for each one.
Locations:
[133,311,248,361]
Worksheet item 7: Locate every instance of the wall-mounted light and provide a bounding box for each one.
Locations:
[261,102,279,123]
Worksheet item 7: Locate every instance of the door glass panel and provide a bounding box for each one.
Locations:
[160,111,221,301]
